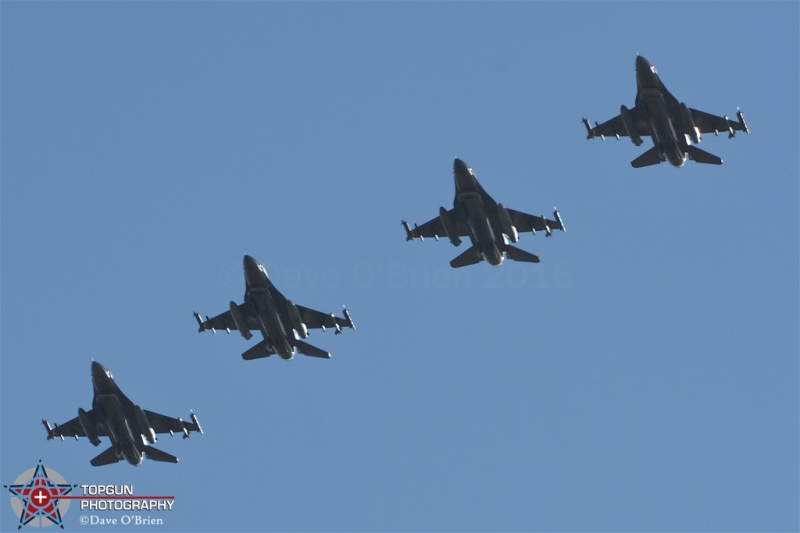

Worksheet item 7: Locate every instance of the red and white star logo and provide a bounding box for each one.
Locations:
[4,460,76,529]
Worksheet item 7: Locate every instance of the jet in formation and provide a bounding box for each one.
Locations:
[194,254,355,360]
[43,361,202,467]
[402,158,565,268]
[583,55,748,168]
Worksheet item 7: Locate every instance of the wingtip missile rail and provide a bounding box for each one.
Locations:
[190,411,203,435]
[401,220,424,242]
[553,208,566,232]
[401,220,414,241]
[582,118,604,140]
[42,419,54,439]
[193,312,216,334]
[46,421,64,441]
[582,118,594,139]
[343,306,356,330]
[736,108,749,134]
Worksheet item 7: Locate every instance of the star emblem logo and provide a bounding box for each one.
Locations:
[4,460,76,529]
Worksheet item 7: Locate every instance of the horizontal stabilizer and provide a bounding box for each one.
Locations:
[90,446,120,467]
[450,246,482,268]
[144,445,179,463]
[242,340,274,360]
[686,145,723,165]
[503,244,540,263]
[631,146,664,168]
[295,339,331,359]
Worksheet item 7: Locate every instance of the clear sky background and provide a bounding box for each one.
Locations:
[2,2,797,532]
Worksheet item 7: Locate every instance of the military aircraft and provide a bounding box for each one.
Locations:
[402,158,565,268]
[194,254,355,360]
[582,55,748,168]
[42,361,202,467]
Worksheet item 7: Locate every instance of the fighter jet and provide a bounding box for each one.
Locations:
[194,254,355,360]
[402,158,565,268]
[582,55,748,168]
[42,361,202,467]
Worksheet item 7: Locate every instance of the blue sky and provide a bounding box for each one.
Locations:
[2,2,797,532]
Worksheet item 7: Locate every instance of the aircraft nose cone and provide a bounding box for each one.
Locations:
[91,361,113,390]
[243,254,267,283]
[91,361,105,376]
[453,158,469,175]
[635,55,651,72]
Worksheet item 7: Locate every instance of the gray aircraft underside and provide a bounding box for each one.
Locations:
[42,361,202,467]
[402,158,565,268]
[194,254,355,361]
[583,55,748,168]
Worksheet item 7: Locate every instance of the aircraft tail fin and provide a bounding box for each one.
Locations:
[502,244,540,264]
[631,146,664,168]
[242,340,273,360]
[143,445,179,463]
[686,145,723,165]
[295,339,331,359]
[450,246,482,268]
[90,446,121,467]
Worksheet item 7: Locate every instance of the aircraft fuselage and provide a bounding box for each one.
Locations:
[453,159,504,266]
[90,362,144,466]
[635,56,687,167]
[243,255,295,359]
